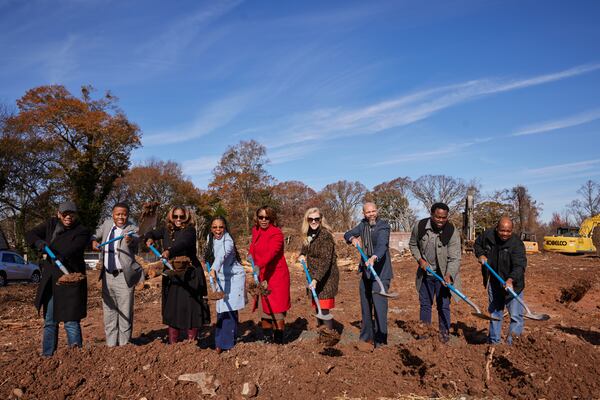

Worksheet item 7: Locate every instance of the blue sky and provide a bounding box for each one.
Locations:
[1,0,599,221]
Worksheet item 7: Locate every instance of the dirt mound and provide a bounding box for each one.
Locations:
[1,252,599,399]
[559,279,593,303]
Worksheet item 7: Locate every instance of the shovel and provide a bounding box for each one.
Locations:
[205,261,225,301]
[355,244,398,298]
[299,259,333,321]
[247,255,261,312]
[97,230,137,248]
[148,244,175,272]
[425,266,499,321]
[44,245,70,275]
[483,261,550,321]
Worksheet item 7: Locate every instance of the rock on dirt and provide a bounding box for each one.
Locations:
[240,382,258,397]
[177,372,220,396]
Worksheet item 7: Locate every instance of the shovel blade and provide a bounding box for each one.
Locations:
[525,312,550,321]
[471,312,501,321]
[315,312,333,321]
[375,291,399,298]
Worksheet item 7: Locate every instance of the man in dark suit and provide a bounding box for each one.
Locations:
[344,202,392,350]
[92,203,143,346]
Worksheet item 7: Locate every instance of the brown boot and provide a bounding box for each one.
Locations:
[356,340,374,353]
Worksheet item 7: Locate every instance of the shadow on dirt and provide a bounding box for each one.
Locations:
[452,321,488,344]
[556,325,600,345]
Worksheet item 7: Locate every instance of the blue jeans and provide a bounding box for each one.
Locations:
[419,276,451,335]
[487,284,524,344]
[43,296,82,356]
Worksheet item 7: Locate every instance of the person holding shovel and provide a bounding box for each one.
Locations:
[344,202,393,350]
[298,207,340,346]
[144,206,210,344]
[474,216,526,344]
[204,216,246,353]
[25,201,91,357]
[409,202,461,344]
[91,202,144,347]
[248,206,291,344]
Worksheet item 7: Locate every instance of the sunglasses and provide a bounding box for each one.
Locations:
[173,214,186,220]
[307,217,321,223]
[257,215,270,221]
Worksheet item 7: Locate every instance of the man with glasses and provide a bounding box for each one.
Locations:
[409,202,461,343]
[26,201,91,356]
[92,202,143,347]
[344,202,393,351]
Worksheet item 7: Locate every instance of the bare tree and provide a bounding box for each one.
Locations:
[497,185,541,233]
[411,175,468,215]
[569,180,600,223]
[320,180,367,231]
[366,177,415,231]
[271,181,318,229]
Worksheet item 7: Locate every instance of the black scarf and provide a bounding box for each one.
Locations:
[307,227,320,244]
[361,220,375,258]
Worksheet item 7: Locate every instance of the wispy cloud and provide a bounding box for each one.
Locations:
[182,155,220,176]
[143,91,254,146]
[512,108,600,136]
[525,159,600,177]
[269,143,317,165]
[135,0,243,73]
[372,138,492,166]
[262,63,600,148]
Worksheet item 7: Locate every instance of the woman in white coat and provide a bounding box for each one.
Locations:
[205,216,246,353]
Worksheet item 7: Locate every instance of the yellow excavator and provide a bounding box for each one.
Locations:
[543,214,600,254]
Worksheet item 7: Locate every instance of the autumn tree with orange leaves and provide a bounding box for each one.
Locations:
[3,85,141,230]
[209,140,275,236]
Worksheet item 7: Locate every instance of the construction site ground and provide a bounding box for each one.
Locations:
[1,251,599,399]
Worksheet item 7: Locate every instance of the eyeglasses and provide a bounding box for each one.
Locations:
[307,217,321,223]
[173,214,186,220]
[257,215,270,221]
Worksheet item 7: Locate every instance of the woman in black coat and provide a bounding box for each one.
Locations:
[25,201,91,357]
[144,206,209,343]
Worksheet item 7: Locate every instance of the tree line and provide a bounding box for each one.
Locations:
[1,85,598,254]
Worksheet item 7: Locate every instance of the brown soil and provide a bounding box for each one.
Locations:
[57,273,86,285]
[559,279,593,304]
[1,252,599,399]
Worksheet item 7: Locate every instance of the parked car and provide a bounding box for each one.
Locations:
[84,251,101,270]
[0,250,41,286]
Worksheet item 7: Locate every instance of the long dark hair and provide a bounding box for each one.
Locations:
[204,216,241,265]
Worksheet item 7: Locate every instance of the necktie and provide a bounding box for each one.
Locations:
[107,227,116,273]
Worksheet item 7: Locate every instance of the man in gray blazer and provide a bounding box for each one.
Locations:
[409,202,461,343]
[92,203,143,346]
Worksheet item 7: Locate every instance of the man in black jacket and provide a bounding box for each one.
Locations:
[474,216,526,344]
[25,201,91,356]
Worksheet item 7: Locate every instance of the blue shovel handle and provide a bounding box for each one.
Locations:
[482,261,519,298]
[424,266,465,300]
[356,244,381,279]
[43,245,70,275]
[299,259,320,301]
[97,231,136,248]
[247,255,261,284]
[148,244,174,271]
[205,261,217,291]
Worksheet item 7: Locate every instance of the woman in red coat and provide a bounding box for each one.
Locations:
[248,206,291,344]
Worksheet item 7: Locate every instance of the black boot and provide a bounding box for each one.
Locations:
[273,330,284,344]
[261,319,274,343]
